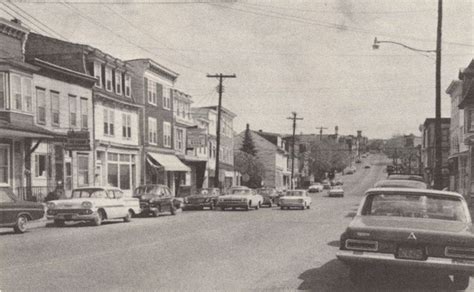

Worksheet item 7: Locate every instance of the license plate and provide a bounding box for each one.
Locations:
[397,246,424,260]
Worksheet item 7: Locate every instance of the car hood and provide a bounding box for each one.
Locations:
[220,194,251,200]
[49,198,101,208]
[280,196,305,200]
[346,215,474,246]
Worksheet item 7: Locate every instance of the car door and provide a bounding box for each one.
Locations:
[0,189,17,225]
[102,189,119,219]
[112,189,128,218]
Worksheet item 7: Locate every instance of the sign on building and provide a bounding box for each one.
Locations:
[187,128,207,148]
[65,130,91,151]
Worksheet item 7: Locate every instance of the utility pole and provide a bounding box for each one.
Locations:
[315,126,328,140]
[206,73,236,189]
[287,112,303,189]
[433,0,443,190]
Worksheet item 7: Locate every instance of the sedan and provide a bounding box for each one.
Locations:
[217,187,263,211]
[279,190,311,210]
[308,183,324,193]
[0,187,45,233]
[257,187,279,207]
[337,188,474,290]
[328,186,344,197]
[183,188,220,210]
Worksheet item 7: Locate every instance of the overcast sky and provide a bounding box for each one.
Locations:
[1,0,472,139]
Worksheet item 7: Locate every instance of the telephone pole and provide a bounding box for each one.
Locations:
[433,0,443,189]
[287,112,303,189]
[316,126,328,140]
[206,73,236,189]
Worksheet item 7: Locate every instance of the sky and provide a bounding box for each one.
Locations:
[1,0,472,139]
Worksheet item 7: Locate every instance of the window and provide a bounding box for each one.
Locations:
[115,71,122,94]
[35,154,47,177]
[12,75,22,111]
[122,113,131,139]
[163,122,171,147]
[469,110,474,132]
[80,98,88,129]
[23,78,32,112]
[69,95,77,127]
[163,86,171,110]
[51,91,60,126]
[0,145,9,185]
[77,154,89,186]
[175,127,184,152]
[94,62,102,87]
[124,74,131,97]
[0,73,5,109]
[148,81,156,105]
[36,88,46,124]
[105,67,113,91]
[104,108,114,136]
[148,117,157,144]
[107,152,135,191]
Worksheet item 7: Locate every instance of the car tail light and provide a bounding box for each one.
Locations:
[445,246,474,260]
[345,239,378,251]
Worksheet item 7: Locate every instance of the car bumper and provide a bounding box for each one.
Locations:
[329,192,344,197]
[47,212,97,221]
[217,202,248,208]
[183,202,212,209]
[336,250,474,274]
[280,202,304,207]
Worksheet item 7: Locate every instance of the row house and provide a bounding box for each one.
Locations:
[0,18,96,200]
[26,33,142,197]
[421,117,451,189]
[192,106,239,189]
[455,59,474,203]
[234,128,290,190]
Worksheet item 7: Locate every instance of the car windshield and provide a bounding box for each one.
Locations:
[362,192,468,222]
[134,186,161,196]
[199,189,217,196]
[286,191,305,196]
[258,189,274,195]
[0,189,14,203]
[72,189,109,199]
[229,189,252,195]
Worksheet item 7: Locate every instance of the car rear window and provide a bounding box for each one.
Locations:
[362,193,468,222]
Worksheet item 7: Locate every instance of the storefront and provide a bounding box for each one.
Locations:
[146,151,190,196]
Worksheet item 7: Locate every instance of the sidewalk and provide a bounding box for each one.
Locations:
[28,216,52,230]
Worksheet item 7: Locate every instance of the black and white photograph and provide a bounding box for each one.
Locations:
[0,0,473,291]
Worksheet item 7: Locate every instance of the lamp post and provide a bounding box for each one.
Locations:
[371,0,442,189]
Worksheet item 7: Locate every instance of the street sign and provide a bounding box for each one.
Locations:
[65,130,91,151]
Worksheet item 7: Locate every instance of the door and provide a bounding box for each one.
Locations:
[65,162,72,198]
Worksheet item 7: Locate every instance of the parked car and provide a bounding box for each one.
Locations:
[355,159,361,163]
[183,188,220,210]
[387,174,424,182]
[343,167,354,175]
[279,190,311,210]
[337,188,474,290]
[308,183,324,193]
[134,184,178,216]
[334,179,344,186]
[47,186,139,226]
[322,180,331,190]
[257,187,279,207]
[0,187,45,233]
[328,186,344,197]
[364,164,370,169]
[217,186,263,211]
[374,179,427,189]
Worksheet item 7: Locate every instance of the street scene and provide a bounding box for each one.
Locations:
[0,0,474,291]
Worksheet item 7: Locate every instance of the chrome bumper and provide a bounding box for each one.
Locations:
[336,250,474,274]
[280,202,304,207]
[47,213,97,221]
[217,202,247,208]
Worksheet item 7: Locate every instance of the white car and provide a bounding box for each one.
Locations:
[280,190,312,210]
[46,186,140,226]
[328,186,344,197]
[308,183,324,193]
[217,186,263,211]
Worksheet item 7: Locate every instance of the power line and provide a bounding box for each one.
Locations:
[0,6,54,37]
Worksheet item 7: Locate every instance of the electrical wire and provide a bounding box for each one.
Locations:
[0,6,54,37]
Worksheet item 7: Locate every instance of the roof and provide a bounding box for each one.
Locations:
[423,118,451,126]
[365,187,464,199]
[126,58,178,80]
[197,105,237,118]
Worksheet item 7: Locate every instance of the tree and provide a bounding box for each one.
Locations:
[240,123,257,156]
[308,139,349,181]
[234,150,265,188]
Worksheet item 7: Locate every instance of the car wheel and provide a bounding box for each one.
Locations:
[255,202,260,210]
[220,206,226,211]
[151,209,159,217]
[123,210,132,222]
[301,204,306,210]
[93,210,104,226]
[170,205,176,216]
[280,206,285,210]
[268,202,273,208]
[13,215,28,233]
[453,274,470,290]
[307,204,310,209]
[54,219,65,227]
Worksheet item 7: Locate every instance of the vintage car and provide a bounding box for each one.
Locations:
[279,189,311,210]
[183,188,220,210]
[322,180,331,190]
[134,184,179,216]
[308,183,324,193]
[364,164,371,169]
[0,187,45,233]
[257,187,279,207]
[374,179,427,189]
[47,187,139,226]
[337,188,474,290]
[217,186,263,211]
[328,186,344,197]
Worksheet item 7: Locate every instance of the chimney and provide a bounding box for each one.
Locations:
[246,123,250,130]
[258,129,262,132]
[335,126,339,136]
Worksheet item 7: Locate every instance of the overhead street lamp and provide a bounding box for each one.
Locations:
[371,0,443,190]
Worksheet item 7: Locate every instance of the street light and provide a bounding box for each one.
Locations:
[371,0,443,189]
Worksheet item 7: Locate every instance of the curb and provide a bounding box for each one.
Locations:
[28,217,52,230]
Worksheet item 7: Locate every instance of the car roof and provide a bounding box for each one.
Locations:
[374,179,427,189]
[73,186,120,191]
[387,174,424,182]
[366,187,464,199]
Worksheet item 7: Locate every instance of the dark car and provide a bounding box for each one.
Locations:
[183,188,220,210]
[0,187,45,233]
[337,188,474,290]
[134,184,177,216]
[257,187,279,207]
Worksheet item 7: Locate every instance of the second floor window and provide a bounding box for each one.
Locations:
[0,73,5,110]
[105,67,113,91]
[468,110,474,132]
[36,88,46,124]
[80,98,88,129]
[94,62,102,87]
[148,117,157,144]
[104,108,114,136]
[163,86,171,110]
[115,71,122,95]
[51,91,60,126]
[163,122,171,147]
[122,113,131,139]
[148,81,156,105]
[124,75,131,97]
[69,95,77,127]
[175,127,184,152]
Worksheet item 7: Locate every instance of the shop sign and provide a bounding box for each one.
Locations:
[65,130,91,151]
[187,128,207,148]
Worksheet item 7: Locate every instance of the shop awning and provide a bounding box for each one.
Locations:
[0,120,64,139]
[147,152,190,172]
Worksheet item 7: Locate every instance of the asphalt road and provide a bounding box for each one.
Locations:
[0,154,470,291]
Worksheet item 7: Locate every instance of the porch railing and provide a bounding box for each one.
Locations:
[16,186,57,202]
